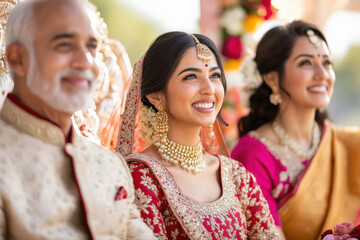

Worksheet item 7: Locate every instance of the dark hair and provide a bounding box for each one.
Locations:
[141,31,227,123]
[238,20,329,137]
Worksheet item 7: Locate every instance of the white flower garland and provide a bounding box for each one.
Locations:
[138,102,157,145]
[239,55,263,90]
[220,6,246,36]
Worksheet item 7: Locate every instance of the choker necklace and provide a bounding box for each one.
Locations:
[154,105,205,174]
[272,121,321,160]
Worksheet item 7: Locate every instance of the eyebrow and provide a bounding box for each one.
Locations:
[51,33,98,44]
[177,66,220,76]
[51,33,75,41]
[293,54,329,61]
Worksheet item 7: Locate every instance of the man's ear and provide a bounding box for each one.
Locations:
[146,91,164,110]
[263,71,279,90]
[5,43,29,78]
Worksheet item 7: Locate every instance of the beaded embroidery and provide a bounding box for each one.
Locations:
[190,34,213,62]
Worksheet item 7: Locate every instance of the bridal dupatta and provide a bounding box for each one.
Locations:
[279,121,360,240]
[101,55,230,158]
[101,51,282,239]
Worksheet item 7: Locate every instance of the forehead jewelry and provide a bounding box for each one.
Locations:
[190,34,213,62]
[306,29,321,48]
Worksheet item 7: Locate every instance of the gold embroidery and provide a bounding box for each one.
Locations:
[134,188,167,240]
[127,154,280,239]
[271,183,283,199]
[0,99,65,145]
[139,168,159,196]
[249,131,306,186]
[134,189,152,215]
[116,56,144,156]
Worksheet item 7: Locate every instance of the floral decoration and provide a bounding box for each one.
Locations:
[219,0,276,149]
[220,0,276,61]
[222,36,243,59]
[238,54,262,90]
[321,222,360,240]
[138,102,157,145]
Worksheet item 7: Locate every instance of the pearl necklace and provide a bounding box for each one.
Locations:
[154,106,205,174]
[154,138,205,174]
[272,121,321,160]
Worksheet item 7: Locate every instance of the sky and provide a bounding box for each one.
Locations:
[324,11,360,58]
[119,0,200,33]
[118,0,360,59]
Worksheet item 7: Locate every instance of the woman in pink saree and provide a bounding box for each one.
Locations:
[102,31,279,239]
[231,20,360,239]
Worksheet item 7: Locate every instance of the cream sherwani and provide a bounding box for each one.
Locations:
[0,95,156,240]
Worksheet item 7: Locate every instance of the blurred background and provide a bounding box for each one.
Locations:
[89,0,360,149]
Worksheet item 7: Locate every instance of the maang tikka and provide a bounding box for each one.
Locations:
[306,29,321,48]
[190,34,213,62]
[154,104,205,174]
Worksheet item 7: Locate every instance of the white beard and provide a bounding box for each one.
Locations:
[26,55,96,114]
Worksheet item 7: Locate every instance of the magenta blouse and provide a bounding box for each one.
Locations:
[231,133,308,226]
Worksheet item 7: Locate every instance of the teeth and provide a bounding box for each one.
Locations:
[309,86,327,92]
[193,103,214,109]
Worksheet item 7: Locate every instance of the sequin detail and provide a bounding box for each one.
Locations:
[127,153,280,239]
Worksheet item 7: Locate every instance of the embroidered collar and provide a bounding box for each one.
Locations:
[0,95,73,145]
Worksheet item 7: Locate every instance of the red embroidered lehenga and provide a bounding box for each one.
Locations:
[127,153,278,239]
[101,55,280,240]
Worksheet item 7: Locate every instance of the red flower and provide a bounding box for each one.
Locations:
[222,36,242,59]
[351,225,360,238]
[261,0,274,20]
[321,229,334,239]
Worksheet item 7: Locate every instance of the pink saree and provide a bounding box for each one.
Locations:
[232,121,360,240]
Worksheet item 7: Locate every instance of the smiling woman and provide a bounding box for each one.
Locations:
[101,31,280,239]
[231,20,360,240]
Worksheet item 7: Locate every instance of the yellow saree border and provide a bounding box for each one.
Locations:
[279,121,360,240]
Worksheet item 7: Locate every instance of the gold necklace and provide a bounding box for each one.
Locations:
[154,105,205,174]
[272,121,320,160]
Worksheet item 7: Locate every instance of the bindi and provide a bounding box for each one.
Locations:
[205,64,208,67]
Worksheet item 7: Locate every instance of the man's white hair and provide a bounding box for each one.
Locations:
[5,1,37,49]
[5,0,95,80]
[5,0,93,48]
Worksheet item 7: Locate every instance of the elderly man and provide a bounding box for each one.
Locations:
[0,0,155,239]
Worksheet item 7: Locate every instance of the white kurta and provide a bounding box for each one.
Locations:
[0,96,155,240]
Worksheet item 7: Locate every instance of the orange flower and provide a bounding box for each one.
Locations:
[244,14,263,32]
[224,59,242,71]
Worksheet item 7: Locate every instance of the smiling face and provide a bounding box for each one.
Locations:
[25,0,99,114]
[163,47,225,130]
[280,36,335,110]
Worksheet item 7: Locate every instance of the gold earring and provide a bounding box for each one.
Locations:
[154,104,205,174]
[155,104,169,139]
[269,86,282,105]
[209,124,215,140]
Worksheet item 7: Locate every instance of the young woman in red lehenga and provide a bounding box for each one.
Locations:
[102,31,279,240]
